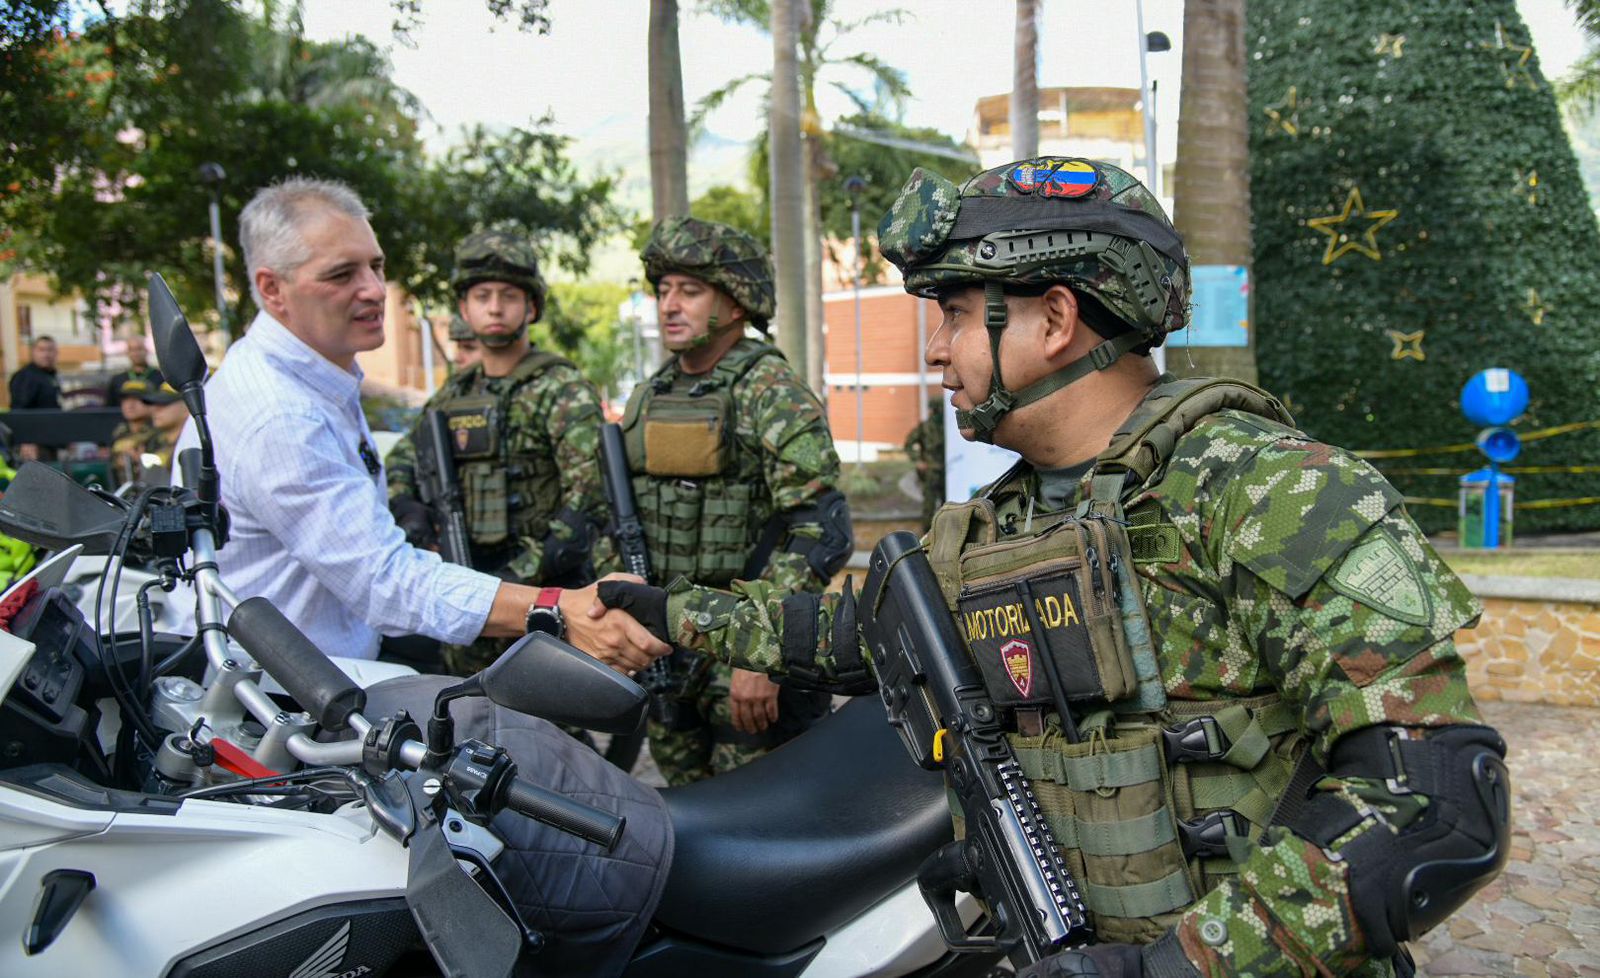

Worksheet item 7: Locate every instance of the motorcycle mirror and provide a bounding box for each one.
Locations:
[0,463,129,555]
[147,273,208,393]
[478,633,647,735]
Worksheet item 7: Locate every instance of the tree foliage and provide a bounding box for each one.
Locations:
[1,0,618,342]
[1249,0,1600,531]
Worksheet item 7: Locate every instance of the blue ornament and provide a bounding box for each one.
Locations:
[1460,368,1529,427]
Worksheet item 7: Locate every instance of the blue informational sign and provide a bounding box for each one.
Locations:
[1184,265,1250,348]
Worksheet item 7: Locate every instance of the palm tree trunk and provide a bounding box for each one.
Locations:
[1171,0,1257,382]
[1012,0,1039,158]
[769,0,809,378]
[802,138,826,394]
[648,0,690,221]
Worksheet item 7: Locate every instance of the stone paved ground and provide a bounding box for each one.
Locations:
[1413,700,1600,977]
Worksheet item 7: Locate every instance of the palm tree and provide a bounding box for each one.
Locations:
[1012,0,1039,158]
[1558,1,1600,111]
[1170,0,1257,382]
[697,0,911,392]
[770,0,809,376]
[648,0,690,221]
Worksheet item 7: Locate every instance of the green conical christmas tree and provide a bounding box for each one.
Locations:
[1247,1,1600,532]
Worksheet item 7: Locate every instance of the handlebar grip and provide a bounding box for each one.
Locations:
[227,596,365,731]
[503,776,625,851]
[178,447,202,489]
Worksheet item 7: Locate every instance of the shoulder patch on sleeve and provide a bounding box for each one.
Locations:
[1327,533,1432,625]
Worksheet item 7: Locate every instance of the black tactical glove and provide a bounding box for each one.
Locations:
[1018,934,1197,978]
[390,496,437,550]
[596,581,671,645]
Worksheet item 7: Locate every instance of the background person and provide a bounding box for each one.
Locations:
[8,335,61,461]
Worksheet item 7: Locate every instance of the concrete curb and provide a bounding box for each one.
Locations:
[1458,574,1600,604]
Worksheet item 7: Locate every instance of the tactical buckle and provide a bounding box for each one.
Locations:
[1163,716,1229,764]
[1178,810,1245,860]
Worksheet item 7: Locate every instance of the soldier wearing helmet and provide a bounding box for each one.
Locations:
[387,229,609,677]
[447,313,482,372]
[597,216,851,785]
[587,160,1507,976]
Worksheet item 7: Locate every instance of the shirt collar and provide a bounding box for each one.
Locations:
[246,310,366,404]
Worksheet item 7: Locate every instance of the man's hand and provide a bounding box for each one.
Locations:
[729,668,779,734]
[561,577,670,675]
[389,495,437,550]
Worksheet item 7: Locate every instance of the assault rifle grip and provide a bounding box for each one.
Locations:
[418,409,473,567]
[598,423,651,581]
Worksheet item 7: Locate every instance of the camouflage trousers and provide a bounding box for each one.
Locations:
[648,659,832,786]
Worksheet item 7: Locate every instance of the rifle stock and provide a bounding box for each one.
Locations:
[860,531,1091,966]
[415,409,473,567]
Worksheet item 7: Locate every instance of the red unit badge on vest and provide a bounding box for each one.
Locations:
[1001,639,1034,698]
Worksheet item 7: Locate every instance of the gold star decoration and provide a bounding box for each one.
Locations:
[1484,21,1538,90]
[1307,188,1399,264]
[1386,329,1426,361]
[1264,85,1300,137]
[1513,167,1542,205]
[1525,287,1549,325]
[1373,33,1407,58]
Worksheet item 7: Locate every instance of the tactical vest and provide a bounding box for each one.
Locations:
[435,349,572,564]
[929,377,1305,944]
[619,340,784,588]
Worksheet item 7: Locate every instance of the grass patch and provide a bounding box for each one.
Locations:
[1439,551,1600,580]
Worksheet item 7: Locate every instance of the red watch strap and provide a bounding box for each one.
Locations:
[536,587,562,610]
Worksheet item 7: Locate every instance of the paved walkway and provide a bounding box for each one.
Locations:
[1413,700,1600,977]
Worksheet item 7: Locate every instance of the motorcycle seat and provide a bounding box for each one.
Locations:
[654,695,951,955]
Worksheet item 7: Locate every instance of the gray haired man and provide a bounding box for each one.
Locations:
[171,176,672,974]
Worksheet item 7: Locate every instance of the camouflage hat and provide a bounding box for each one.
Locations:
[451,229,547,322]
[878,158,1189,344]
[640,217,775,325]
[447,314,475,342]
[139,382,182,406]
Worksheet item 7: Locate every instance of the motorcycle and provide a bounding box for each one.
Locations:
[0,274,1005,978]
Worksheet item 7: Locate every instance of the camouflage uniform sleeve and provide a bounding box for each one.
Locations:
[1168,425,1486,976]
[503,364,607,583]
[385,387,450,502]
[740,359,843,592]
[663,577,862,684]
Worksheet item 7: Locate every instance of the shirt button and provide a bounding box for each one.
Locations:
[1199,918,1228,946]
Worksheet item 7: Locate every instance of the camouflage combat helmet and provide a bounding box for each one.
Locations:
[878,157,1190,442]
[451,230,547,347]
[447,314,475,342]
[640,217,776,335]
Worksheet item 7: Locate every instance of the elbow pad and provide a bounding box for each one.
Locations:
[781,490,856,581]
[1287,724,1511,956]
[778,581,875,695]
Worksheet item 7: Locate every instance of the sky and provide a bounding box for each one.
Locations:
[296,0,1594,250]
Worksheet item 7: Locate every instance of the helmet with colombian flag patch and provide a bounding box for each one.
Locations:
[875,157,1191,442]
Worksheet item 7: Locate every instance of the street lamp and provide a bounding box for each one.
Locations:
[845,174,868,469]
[196,162,230,351]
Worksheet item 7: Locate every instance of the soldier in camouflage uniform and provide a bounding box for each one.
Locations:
[588,160,1509,976]
[110,380,184,484]
[447,313,482,372]
[903,396,945,532]
[387,230,608,676]
[597,216,852,785]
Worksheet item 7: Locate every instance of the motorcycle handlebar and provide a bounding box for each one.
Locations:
[227,597,365,732]
[503,775,625,851]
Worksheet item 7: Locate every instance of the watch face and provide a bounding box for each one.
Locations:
[526,606,563,637]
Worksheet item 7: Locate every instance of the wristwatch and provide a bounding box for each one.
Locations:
[524,587,566,639]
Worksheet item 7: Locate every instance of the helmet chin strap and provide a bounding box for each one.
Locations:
[679,296,742,351]
[953,280,1147,443]
[476,324,526,349]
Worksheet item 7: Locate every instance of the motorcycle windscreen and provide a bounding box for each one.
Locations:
[0,463,128,555]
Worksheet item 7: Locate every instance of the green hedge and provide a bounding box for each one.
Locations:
[1247,0,1600,532]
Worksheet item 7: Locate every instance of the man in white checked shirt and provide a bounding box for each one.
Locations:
[169,177,673,975]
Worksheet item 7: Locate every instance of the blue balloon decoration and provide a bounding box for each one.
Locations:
[1460,368,1530,427]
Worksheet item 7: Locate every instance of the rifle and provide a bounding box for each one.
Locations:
[859,530,1092,967]
[598,423,684,732]
[414,409,473,567]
